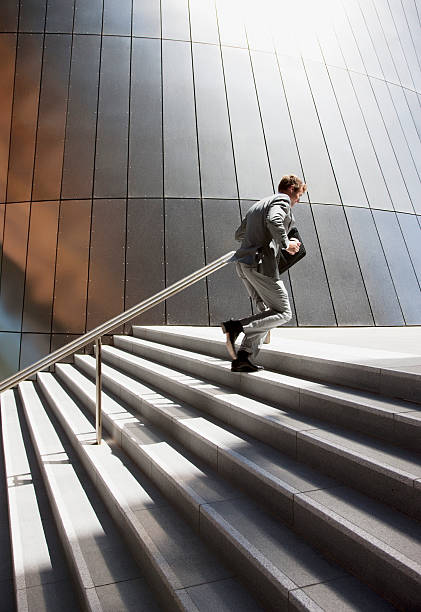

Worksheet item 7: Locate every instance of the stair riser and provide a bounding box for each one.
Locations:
[133,328,420,404]
[72,356,421,608]
[55,367,301,611]
[116,337,421,451]
[295,497,421,611]
[17,385,102,612]
[75,357,298,524]
[37,376,198,612]
[102,349,421,522]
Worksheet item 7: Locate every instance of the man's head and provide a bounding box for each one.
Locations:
[278,174,307,206]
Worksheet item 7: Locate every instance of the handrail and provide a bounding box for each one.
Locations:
[0,250,235,395]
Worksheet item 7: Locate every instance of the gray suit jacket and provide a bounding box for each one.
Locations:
[233,193,295,279]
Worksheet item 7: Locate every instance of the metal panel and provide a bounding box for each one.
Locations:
[373,209,421,324]
[0,333,20,379]
[388,83,421,181]
[276,53,340,205]
[22,201,59,333]
[20,333,50,370]
[215,0,247,48]
[0,203,30,332]
[125,199,165,327]
[0,204,4,277]
[164,199,208,325]
[94,36,130,199]
[351,72,413,213]
[32,34,72,201]
[317,17,347,69]
[132,0,161,37]
[189,0,218,44]
[87,199,126,331]
[387,0,421,91]
[345,206,404,325]
[192,43,237,200]
[0,1,19,32]
[328,66,392,211]
[222,46,272,200]
[162,40,200,198]
[330,0,366,73]
[73,0,102,34]
[406,89,421,140]
[161,0,190,41]
[51,333,81,362]
[129,37,162,198]
[289,204,336,326]
[342,0,383,78]
[19,0,46,32]
[359,0,400,85]
[397,212,421,287]
[374,0,414,89]
[402,0,421,73]
[304,59,368,207]
[370,77,421,214]
[103,0,132,36]
[202,199,251,324]
[250,51,308,203]
[61,34,100,199]
[53,200,91,334]
[6,33,43,203]
[312,204,373,326]
[0,35,16,203]
[46,0,75,33]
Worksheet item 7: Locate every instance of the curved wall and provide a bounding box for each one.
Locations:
[0,0,421,378]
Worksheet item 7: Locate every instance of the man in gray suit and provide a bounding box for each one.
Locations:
[222,175,307,372]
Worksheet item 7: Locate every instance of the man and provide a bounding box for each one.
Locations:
[222,174,307,373]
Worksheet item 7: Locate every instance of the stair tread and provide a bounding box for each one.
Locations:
[54,362,389,601]
[116,335,421,416]
[39,372,263,610]
[132,326,421,404]
[101,345,421,486]
[17,381,161,611]
[66,357,421,579]
[1,389,79,611]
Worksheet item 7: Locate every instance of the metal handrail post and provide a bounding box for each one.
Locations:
[96,338,102,445]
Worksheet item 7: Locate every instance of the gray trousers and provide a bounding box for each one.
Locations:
[236,262,292,359]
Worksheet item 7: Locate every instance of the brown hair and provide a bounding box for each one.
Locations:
[277,174,307,194]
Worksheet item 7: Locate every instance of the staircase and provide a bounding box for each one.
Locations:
[2,325,421,611]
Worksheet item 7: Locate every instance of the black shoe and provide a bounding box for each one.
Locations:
[231,350,264,373]
[221,319,243,360]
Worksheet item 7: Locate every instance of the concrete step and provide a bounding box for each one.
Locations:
[132,326,421,405]
[17,380,161,612]
[54,362,396,611]
[38,371,261,612]
[0,389,80,612]
[100,343,421,522]
[115,334,421,453]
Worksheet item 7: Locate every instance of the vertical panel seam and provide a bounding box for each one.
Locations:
[123,0,134,319]
[187,0,210,325]
[84,0,105,336]
[50,2,77,347]
[386,0,420,90]
[3,26,19,204]
[19,4,48,367]
[160,0,167,323]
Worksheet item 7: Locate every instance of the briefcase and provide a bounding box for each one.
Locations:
[277,227,306,275]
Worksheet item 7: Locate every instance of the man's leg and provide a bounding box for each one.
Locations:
[237,263,292,360]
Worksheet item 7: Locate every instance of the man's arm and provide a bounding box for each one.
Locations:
[235,217,247,241]
[266,202,290,250]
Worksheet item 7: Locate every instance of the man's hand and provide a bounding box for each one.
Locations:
[285,238,301,255]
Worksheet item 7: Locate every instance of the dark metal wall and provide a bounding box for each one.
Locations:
[1,0,421,378]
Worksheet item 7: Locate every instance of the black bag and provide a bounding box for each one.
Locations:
[277,227,306,275]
